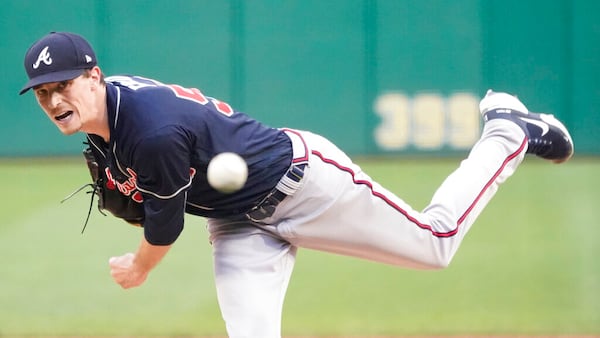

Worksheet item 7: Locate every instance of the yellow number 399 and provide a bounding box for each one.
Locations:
[373,92,481,151]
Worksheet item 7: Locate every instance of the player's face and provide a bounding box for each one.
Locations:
[33,74,98,135]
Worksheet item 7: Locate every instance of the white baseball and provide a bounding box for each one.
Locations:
[207,152,248,193]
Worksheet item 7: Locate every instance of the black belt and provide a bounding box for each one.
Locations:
[246,163,306,222]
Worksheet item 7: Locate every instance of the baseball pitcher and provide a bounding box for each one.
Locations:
[20,32,573,337]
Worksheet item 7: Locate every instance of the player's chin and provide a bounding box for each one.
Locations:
[52,111,82,135]
[55,122,81,136]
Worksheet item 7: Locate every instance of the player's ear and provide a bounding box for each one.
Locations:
[88,66,104,88]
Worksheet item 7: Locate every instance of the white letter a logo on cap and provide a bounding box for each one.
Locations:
[33,46,53,69]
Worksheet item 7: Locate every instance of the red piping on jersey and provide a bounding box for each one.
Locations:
[310,137,527,238]
[281,128,310,163]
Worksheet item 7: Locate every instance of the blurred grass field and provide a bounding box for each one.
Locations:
[0,156,598,337]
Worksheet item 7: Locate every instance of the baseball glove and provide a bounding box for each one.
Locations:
[63,136,145,232]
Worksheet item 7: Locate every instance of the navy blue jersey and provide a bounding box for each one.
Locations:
[90,75,291,245]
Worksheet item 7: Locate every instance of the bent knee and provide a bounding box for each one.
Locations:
[425,257,452,270]
[414,249,456,270]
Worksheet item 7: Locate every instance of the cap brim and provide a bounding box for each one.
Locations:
[19,69,85,95]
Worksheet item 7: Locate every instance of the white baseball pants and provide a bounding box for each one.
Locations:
[207,119,527,337]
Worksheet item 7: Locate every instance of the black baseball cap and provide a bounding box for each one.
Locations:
[20,32,97,95]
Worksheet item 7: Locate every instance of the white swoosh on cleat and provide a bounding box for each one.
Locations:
[519,117,550,136]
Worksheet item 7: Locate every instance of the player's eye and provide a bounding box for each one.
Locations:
[35,88,48,98]
[56,81,69,91]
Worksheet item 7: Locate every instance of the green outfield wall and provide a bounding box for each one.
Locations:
[1,0,598,156]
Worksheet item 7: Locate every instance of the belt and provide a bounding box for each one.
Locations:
[246,129,308,222]
[246,163,307,222]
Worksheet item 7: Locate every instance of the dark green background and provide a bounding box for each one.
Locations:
[1,0,598,156]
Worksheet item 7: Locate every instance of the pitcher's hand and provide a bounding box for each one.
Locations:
[109,253,148,289]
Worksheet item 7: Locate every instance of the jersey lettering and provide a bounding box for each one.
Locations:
[169,84,209,105]
[108,75,235,117]
[168,84,233,117]
[105,166,198,203]
[209,97,234,116]
[106,75,158,90]
[104,167,143,203]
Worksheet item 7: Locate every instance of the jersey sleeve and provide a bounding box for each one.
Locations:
[132,126,194,245]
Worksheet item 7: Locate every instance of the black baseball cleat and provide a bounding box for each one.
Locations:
[479,90,574,163]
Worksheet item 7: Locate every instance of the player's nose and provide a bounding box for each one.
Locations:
[49,92,63,109]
